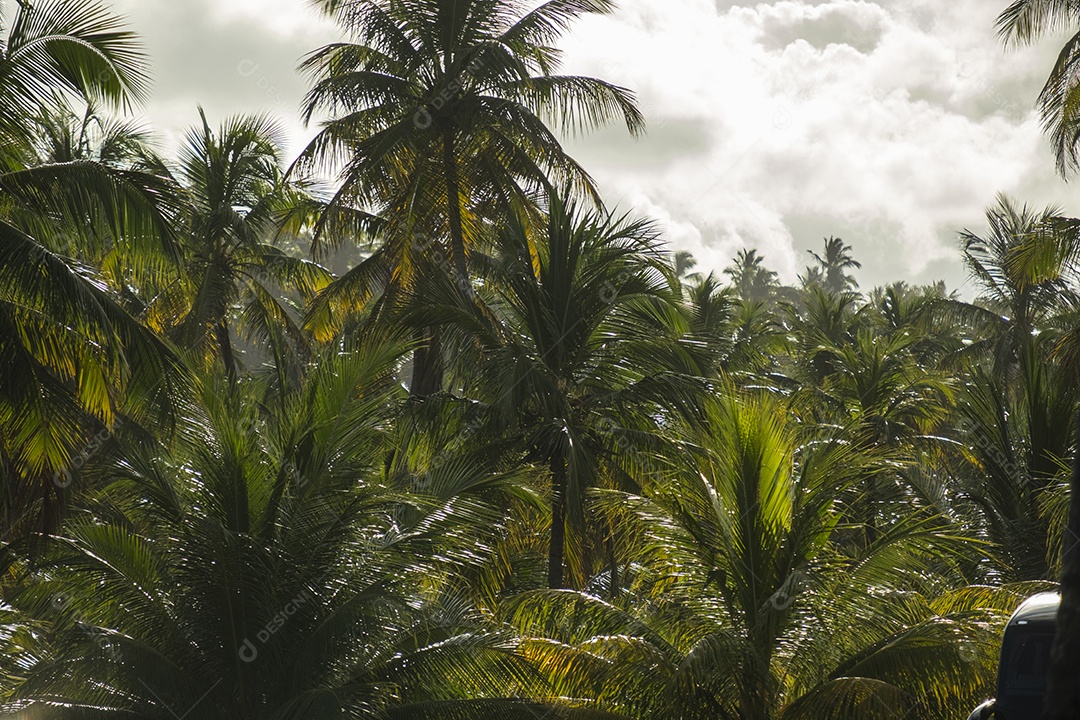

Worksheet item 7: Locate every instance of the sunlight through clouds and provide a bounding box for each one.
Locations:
[108,0,1079,290]
[558,0,1077,290]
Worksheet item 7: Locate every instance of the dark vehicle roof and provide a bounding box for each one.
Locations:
[1008,592,1060,626]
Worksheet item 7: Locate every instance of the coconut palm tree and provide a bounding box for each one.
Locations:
[673,249,703,286]
[294,0,644,393]
[3,339,586,720]
[865,282,959,366]
[997,5,1080,705]
[953,195,1075,375]
[938,196,1079,580]
[0,0,185,550]
[724,248,779,303]
[145,110,331,383]
[806,236,861,295]
[28,104,152,169]
[507,388,1016,720]
[409,191,698,589]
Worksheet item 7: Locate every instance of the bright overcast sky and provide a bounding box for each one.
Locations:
[109,0,1080,292]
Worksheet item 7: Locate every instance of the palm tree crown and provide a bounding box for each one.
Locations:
[296,0,644,279]
[806,236,861,295]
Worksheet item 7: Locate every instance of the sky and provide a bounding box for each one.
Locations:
[108,0,1080,292]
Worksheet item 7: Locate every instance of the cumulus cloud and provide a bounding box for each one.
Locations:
[107,0,1079,290]
[560,0,1079,290]
[109,0,337,155]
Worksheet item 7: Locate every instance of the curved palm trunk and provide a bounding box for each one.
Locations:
[548,452,567,589]
[1044,412,1080,719]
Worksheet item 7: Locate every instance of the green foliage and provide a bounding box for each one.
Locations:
[3,2,1079,719]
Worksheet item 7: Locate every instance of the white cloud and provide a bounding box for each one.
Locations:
[105,0,1080,290]
[560,0,1079,288]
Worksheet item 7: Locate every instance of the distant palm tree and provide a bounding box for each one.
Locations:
[807,236,861,294]
[295,0,644,393]
[684,274,786,376]
[672,249,702,285]
[147,110,330,382]
[682,273,737,374]
[798,264,825,289]
[724,248,779,302]
[785,286,866,385]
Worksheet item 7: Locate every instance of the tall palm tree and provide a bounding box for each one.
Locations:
[145,110,331,382]
[806,236,861,295]
[0,0,185,549]
[295,0,644,393]
[673,249,702,286]
[412,192,695,589]
[724,248,779,303]
[954,194,1074,375]
[996,9,1080,711]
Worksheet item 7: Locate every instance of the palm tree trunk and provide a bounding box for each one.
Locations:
[217,320,238,383]
[1044,411,1080,719]
[441,130,469,282]
[548,453,567,589]
[410,326,444,396]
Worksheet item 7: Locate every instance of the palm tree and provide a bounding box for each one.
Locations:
[682,273,739,375]
[806,236,861,295]
[413,191,695,589]
[952,358,1075,581]
[682,274,788,378]
[145,110,331,383]
[4,340,583,720]
[673,249,703,286]
[0,0,185,549]
[724,248,779,303]
[28,104,152,169]
[996,9,1080,710]
[508,388,1017,720]
[943,197,1078,579]
[798,264,824,290]
[954,195,1074,375]
[997,0,1080,174]
[0,0,149,165]
[865,282,959,366]
[784,286,866,386]
[294,0,644,393]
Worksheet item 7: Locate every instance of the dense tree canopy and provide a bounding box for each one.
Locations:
[1,1,1078,719]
